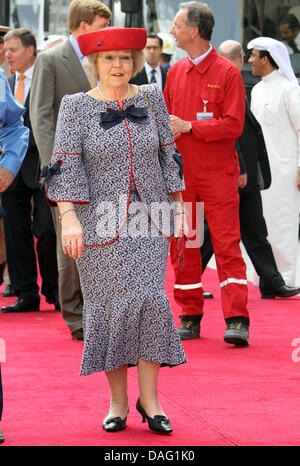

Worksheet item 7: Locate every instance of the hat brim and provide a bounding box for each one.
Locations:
[78,27,147,56]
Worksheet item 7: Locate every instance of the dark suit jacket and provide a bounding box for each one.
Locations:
[237,96,271,194]
[130,65,168,90]
[7,73,40,191]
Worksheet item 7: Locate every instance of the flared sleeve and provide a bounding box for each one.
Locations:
[45,94,90,205]
[142,84,185,194]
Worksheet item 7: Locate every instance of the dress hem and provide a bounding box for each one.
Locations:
[79,358,187,376]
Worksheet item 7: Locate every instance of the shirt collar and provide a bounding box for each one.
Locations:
[15,63,34,81]
[145,62,160,74]
[262,69,279,83]
[189,44,212,65]
[69,35,84,63]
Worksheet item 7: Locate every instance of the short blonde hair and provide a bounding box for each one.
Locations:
[83,49,145,88]
[68,0,111,33]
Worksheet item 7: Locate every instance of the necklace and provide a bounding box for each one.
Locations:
[97,84,130,101]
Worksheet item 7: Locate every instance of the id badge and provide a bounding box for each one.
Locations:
[197,99,213,120]
[197,112,214,120]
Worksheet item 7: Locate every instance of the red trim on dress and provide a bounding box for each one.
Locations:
[168,190,183,195]
[123,112,171,240]
[46,195,90,205]
[49,100,177,247]
[93,98,133,247]
[161,141,175,147]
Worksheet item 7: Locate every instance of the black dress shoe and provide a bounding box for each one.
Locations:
[261,285,300,299]
[1,296,40,313]
[2,284,16,297]
[0,427,4,443]
[177,317,201,340]
[45,291,61,311]
[136,398,172,434]
[102,409,129,432]
[224,319,249,347]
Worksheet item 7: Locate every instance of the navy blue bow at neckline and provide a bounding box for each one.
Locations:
[100,105,149,130]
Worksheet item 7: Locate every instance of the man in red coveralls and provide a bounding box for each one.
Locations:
[164,1,250,346]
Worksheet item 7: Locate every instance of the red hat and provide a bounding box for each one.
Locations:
[77,26,147,56]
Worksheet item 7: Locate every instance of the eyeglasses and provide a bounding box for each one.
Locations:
[249,52,260,59]
[98,54,133,64]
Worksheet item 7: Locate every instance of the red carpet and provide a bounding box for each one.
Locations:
[0,259,300,446]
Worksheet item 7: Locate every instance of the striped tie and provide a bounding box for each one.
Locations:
[150,69,157,83]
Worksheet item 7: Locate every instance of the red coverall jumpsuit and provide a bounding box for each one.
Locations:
[164,47,249,322]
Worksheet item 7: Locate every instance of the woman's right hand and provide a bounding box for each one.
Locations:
[61,211,84,258]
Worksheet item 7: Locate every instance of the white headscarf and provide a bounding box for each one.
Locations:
[247,36,298,83]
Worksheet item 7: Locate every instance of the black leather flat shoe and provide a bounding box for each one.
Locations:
[102,409,129,432]
[136,398,172,434]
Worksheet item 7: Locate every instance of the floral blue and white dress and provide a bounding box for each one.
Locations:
[46,84,187,375]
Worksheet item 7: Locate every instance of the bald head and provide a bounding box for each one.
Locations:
[219,39,243,70]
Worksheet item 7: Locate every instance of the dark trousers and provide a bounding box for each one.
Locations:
[2,177,58,299]
[0,365,3,421]
[201,187,284,293]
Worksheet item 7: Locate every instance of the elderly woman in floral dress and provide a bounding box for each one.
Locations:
[44,26,187,434]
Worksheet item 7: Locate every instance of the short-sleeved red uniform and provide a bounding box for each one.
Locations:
[164,47,249,320]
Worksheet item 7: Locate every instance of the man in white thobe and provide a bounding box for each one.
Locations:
[247,37,300,287]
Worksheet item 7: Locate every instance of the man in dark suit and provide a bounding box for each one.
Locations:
[200,40,300,309]
[1,28,59,314]
[130,33,168,91]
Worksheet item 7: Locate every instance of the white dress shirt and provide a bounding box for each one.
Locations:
[145,62,163,91]
[69,35,84,65]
